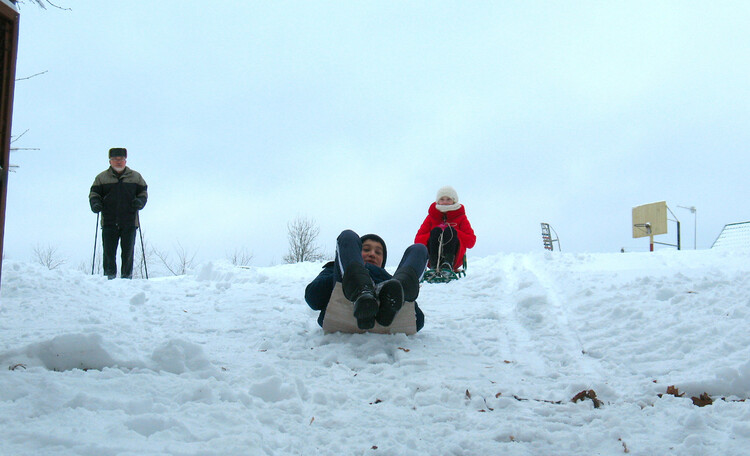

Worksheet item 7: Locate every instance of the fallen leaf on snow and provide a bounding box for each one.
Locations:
[660,385,684,398]
[691,393,713,407]
[571,389,602,408]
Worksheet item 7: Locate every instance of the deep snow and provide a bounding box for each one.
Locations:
[1,249,749,455]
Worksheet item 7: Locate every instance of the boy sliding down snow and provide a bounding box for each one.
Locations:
[305,230,428,333]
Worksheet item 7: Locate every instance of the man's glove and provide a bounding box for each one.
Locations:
[131,198,145,210]
[90,200,102,213]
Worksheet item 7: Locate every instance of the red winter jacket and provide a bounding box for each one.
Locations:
[415,203,476,270]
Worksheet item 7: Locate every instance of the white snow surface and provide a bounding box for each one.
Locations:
[1,249,750,455]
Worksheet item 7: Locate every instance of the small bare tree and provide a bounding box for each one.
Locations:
[33,244,66,270]
[227,247,253,267]
[153,242,196,276]
[283,215,325,263]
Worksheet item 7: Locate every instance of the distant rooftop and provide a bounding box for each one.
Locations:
[711,221,750,249]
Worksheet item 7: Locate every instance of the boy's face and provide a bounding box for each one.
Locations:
[361,240,384,268]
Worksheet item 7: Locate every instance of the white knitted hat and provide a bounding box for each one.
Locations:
[436,186,458,204]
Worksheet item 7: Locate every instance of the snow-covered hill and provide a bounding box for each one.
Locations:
[1,249,749,455]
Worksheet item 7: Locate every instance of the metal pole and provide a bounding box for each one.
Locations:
[136,211,148,279]
[694,209,697,249]
[91,212,99,275]
[678,205,697,249]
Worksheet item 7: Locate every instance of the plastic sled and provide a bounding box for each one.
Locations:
[322,282,417,335]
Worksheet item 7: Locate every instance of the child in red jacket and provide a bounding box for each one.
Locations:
[415,186,476,271]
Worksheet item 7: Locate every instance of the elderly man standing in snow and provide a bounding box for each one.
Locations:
[89,148,148,279]
[305,230,428,334]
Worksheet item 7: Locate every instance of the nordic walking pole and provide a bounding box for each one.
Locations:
[136,211,148,279]
[91,212,99,275]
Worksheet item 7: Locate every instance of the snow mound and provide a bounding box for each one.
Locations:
[150,339,218,377]
[23,333,119,372]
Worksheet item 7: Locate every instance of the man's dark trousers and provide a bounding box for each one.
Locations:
[102,225,138,279]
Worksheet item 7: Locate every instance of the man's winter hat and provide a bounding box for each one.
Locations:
[436,185,458,204]
[109,148,127,158]
[360,233,387,267]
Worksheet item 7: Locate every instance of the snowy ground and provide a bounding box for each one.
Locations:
[1,249,749,455]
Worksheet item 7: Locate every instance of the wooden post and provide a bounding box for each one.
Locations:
[0,1,20,288]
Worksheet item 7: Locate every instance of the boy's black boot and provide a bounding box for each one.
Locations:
[375,279,404,327]
[342,262,378,329]
[392,266,420,302]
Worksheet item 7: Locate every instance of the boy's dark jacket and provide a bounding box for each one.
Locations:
[305,261,425,331]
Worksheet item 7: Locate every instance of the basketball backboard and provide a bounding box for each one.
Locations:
[632,201,668,238]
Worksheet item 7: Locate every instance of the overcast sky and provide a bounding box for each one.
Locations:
[5,1,750,270]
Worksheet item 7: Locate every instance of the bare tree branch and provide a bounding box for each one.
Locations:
[15,70,48,82]
[174,242,196,275]
[152,242,196,276]
[152,247,178,276]
[11,129,29,144]
[16,0,71,11]
[44,0,71,10]
[78,256,101,275]
[227,247,253,267]
[133,235,151,279]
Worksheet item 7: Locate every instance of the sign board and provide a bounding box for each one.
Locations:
[632,201,668,238]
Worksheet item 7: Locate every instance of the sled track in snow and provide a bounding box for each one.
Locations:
[496,255,607,395]
[415,254,608,401]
